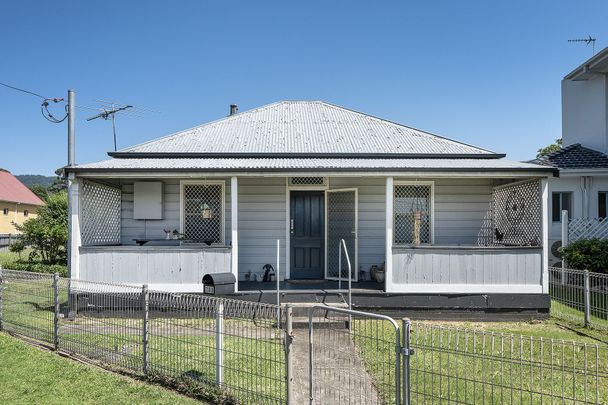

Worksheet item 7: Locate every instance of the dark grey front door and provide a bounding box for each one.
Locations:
[290,191,324,279]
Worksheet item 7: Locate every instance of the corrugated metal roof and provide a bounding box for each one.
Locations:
[0,170,45,205]
[114,101,497,157]
[72,157,550,172]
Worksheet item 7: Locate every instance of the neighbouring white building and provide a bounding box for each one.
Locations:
[533,47,608,265]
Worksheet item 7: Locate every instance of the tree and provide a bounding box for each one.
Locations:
[13,191,68,264]
[29,184,49,201]
[536,138,563,158]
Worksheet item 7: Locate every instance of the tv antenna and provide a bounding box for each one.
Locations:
[85,100,159,151]
[568,35,597,55]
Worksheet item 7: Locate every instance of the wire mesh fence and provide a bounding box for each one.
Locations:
[409,322,608,405]
[0,269,287,405]
[549,266,608,330]
[2,268,608,405]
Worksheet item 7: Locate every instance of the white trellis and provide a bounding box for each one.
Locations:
[80,180,121,246]
[568,217,608,242]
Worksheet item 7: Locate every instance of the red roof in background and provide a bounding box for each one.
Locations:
[0,170,45,206]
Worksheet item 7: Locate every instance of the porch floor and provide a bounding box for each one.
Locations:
[238,280,384,292]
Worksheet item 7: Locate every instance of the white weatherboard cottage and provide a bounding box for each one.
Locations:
[65,101,554,304]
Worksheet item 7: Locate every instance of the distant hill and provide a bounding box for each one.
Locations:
[15,174,56,188]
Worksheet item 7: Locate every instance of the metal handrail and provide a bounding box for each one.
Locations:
[338,238,352,312]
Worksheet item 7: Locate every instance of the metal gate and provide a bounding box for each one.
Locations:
[308,305,409,405]
[325,189,358,281]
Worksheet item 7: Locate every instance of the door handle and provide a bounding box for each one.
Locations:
[290,219,294,234]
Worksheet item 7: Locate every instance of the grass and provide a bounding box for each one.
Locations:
[0,333,203,405]
[0,249,67,276]
[353,318,608,405]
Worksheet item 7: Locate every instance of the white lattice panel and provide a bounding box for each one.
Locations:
[289,177,327,186]
[80,180,121,246]
[492,180,542,246]
[394,184,431,245]
[569,218,608,242]
[182,183,224,244]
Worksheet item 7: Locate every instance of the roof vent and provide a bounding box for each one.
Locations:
[229,104,238,116]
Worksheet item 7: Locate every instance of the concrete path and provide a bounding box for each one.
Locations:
[291,325,383,405]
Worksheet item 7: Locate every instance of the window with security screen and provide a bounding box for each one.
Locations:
[394,183,433,245]
[181,182,224,244]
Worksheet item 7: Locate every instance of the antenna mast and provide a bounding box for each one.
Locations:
[86,103,133,151]
[568,35,597,55]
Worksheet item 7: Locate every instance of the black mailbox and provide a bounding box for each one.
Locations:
[202,273,236,295]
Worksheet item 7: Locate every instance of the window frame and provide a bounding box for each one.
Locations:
[23,209,29,217]
[551,191,572,222]
[179,180,226,244]
[599,191,607,219]
[393,181,435,246]
[2,208,8,215]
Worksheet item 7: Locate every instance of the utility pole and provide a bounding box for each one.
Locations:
[68,90,76,166]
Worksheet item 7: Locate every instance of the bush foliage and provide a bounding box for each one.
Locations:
[13,191,68,265]
[560,238,608,274]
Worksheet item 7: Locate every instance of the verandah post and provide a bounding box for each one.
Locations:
[584,270,591,327]
[53,273,60,350]
[142,284,149,374]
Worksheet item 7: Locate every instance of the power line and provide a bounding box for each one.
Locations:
[0,80,68,124]
[0,81,47,99]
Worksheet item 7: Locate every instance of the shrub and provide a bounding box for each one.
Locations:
[560,238,608,274]
[13,191,67,265]
[8,240,26,259]
[0,260,67,277]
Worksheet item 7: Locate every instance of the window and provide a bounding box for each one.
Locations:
[552,192,572,222]
[23,210,28,217]
[288,177,327,186]
[181,181,225,244]
[394,183,433,245]
[2,208,8,215]
[599,192,607,218]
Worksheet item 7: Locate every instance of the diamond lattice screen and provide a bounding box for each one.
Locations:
[394,184,432,245]
[289,177,326,186]
[326,190,356,279]
[182,183,224,243]
[80,180,121,245]
[492,180,542,246]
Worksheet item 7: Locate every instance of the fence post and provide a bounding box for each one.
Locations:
[284,304,294,405]
[560,210,569,284]
[53,273,60,351]
[216,300,224,386]
[142,284,149,375]
[584,270,591,327]
[0,266,3,332]
[402,318,412,405]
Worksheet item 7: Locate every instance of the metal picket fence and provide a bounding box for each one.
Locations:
[0,269,289,405]
[549,266,608,330]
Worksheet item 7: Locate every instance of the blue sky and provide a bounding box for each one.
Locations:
[1,1,607,175]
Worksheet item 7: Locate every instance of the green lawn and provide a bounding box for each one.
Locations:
[0,333,202,405]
